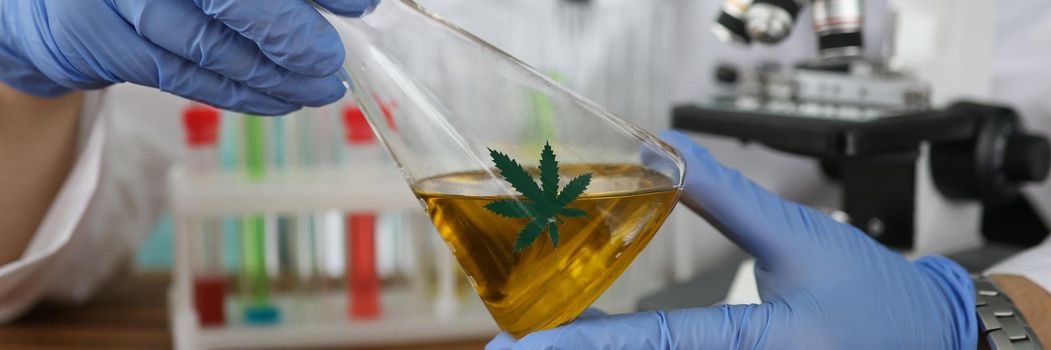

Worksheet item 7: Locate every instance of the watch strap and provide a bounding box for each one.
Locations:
[974,275,1044,350]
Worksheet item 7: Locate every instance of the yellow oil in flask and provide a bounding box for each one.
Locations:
[414,164,680,337]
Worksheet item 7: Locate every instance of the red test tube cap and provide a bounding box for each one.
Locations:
[182,104,220,147]
[342,105,376,145]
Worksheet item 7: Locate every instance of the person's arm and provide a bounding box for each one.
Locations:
[992,274,1051,342]
[0,83,82,264]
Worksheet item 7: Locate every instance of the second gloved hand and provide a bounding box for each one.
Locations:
[0,0,378,115]
[488,130,978,350]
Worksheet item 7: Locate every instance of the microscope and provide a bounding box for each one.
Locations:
[681,0,1051,254]
[657,0,1045,289]
[642,0,1050,313]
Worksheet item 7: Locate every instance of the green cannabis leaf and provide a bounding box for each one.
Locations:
[485,142,592,252]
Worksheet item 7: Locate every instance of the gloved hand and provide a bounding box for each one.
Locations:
[488,130,978,350]
[0,0,377,115]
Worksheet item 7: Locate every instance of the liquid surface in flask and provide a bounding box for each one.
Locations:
[413,164,680,337]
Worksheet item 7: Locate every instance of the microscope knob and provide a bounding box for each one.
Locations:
[715,64,740,84]
[1003,134,1050,183]
[930,103,1044,204]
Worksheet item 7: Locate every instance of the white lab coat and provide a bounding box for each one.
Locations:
[1,0,1048,323]
[0,87,179,322]
[0,92,107,321]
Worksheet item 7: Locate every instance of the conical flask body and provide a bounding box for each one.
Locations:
[324,0,685,337]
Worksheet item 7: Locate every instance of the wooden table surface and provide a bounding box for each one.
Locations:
[0,274,490,350]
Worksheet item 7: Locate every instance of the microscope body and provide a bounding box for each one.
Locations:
[689,0,1045,256]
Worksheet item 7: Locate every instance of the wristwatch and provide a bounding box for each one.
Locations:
[974,275,1044,350]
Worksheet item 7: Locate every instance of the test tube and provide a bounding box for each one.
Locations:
[269,116,296,292]
[218,111,243,275]
[377,212,404,286]
[241,115,280,325]
[294,212,323,299]
[183,104,220,178]
[183,104,225,326]
[342,104,382,320]
[347,214,379,319]
[288,110,329,318]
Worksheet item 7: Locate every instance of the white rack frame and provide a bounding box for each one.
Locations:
[167,165,499,349]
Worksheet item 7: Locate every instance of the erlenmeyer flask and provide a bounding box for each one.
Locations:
[322,0,685,338]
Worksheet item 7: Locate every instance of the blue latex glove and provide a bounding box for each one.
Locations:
[0,0,377,115]
[488,130,978,350]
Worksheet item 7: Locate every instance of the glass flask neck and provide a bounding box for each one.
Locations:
[321,0,685,194]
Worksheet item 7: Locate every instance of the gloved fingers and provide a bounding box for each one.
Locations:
[663,303,790,350]
[131,45,299,115]
[485,333,516,350]
[312,0,380,17]
[485,308,609,350]
[657,130,817,267]
[578,308,609,319]
[112,0,345,107]
[511,304,783,350]
[46,6,298,115]
[512,311,671,350]
[192,0,345,77]
[146,61,300,115]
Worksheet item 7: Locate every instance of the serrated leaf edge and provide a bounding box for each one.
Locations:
[487,143,594,253]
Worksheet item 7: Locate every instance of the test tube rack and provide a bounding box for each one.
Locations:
[167,164,499,350]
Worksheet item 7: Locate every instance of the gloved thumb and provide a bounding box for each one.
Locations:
[657,130,821,268]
